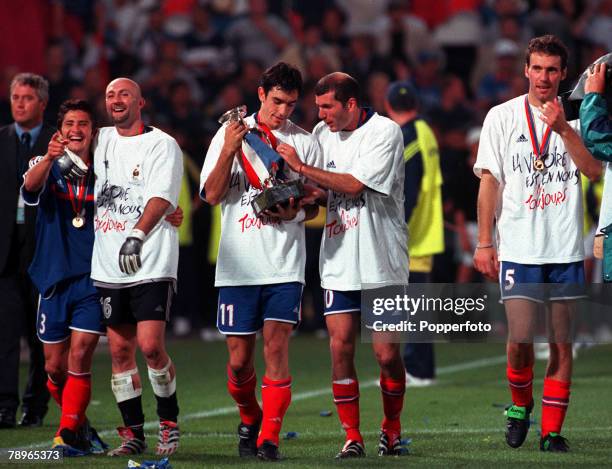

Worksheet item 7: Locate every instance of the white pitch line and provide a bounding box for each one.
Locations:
[1,354,507,450]
[164,425,612,439]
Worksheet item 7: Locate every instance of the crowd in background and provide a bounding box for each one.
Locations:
[1,0,610,335]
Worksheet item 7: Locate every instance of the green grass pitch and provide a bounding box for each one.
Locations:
[1,337,611,467]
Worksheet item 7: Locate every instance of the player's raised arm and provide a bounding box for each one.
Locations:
[203,122,248,205]
[23,132,65,191]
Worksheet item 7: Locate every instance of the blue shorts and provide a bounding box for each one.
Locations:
[500,261,585,303]
[217,282,303,335]
[324,289,361,315]
[37,274,106,343]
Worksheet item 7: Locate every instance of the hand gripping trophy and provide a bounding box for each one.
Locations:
[218,105,304,216]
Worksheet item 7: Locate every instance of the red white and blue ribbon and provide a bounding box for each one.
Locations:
[241,114,286,189]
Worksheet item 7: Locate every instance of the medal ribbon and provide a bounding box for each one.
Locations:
[524,96,552,166]
[66,169,90,219]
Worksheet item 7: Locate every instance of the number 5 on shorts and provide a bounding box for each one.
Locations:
[504,269,515,291]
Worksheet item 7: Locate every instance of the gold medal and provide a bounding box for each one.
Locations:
[72,216,85,229]
[534,159,545,172]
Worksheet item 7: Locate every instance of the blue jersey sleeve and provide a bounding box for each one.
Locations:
[21,157,53,206]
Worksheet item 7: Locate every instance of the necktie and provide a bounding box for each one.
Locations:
[18,132,32,176]
[21,132,31,149]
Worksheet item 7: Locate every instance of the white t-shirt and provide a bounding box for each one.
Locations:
[200,116,321,287]
[474,94,584,264]
[314,112,409,290]
[91,126,183,284]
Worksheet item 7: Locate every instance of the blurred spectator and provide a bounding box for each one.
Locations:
[135,39,203,113]
[171,133,204,337]
[136,4,169,68]
[413,51,444,114]
[379,1,437,66]
[320,5,350,50]
[207,82,245,128]
[476,39,521,114]
[433,2,483,93]
[335,0,390,38]
[574,0,612,52]
[162,80,207,158]
[429,74,476,146]
[344,33,394,86]
[183,3,235,81]
[527,0,574,53]
[366,72,392,115]
[235,59,266,112]
[453,126,483,282]
[304,53,336,84]
[44,41,79,122]
[277,21,341,81]
[481,0,530,56]
[224,0,292,67]
[428,76,476,269]
[105,0,150,56]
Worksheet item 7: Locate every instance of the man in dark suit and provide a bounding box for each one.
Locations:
[0,73,54,428]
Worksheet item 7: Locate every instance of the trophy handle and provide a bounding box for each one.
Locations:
[218,105,248,125]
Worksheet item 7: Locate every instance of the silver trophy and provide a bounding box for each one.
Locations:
[218,105,248,126]
[57,148,88,182]
[219,105,304,217]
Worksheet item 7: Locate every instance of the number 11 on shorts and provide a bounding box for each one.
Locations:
[219,303,234,327]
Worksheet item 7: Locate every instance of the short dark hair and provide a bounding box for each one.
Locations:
[314,72,361,107]
[259,62,303,95]
[386,81,418,112]
[526,35,568,70]
[57,99,96,130]
[10,73,49,102]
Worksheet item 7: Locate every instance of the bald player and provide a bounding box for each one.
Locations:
[91,78,183,456]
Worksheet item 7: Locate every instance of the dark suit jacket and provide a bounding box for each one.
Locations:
[0,123,55,273]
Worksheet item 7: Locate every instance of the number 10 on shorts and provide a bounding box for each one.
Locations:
[219,303,234,326]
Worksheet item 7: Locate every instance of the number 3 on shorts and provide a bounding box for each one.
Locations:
[219,303,234,327]
[504,269,515,291]
[39,313,46,334]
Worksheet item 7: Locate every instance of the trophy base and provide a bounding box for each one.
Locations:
[252,180,305,217]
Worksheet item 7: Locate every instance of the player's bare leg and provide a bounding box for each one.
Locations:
[372,334,406,456]
[256,321,294,460]
[226,334,261,457]
[107,324,146,456]
[539,301,574,452]
[137,320,179,456]
[327,313,364,458]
